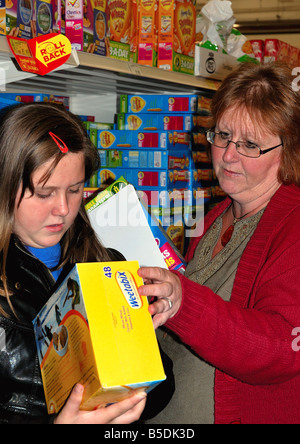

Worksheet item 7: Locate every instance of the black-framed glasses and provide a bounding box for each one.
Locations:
[206,130,283,159]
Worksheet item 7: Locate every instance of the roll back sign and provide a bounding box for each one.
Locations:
[7,33,72,76]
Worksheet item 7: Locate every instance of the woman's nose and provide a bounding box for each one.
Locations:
[223,141,239,163]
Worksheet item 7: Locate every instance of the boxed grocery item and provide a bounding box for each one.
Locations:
[95,167,191,189]
[157,0,196,75]
[250,40,264,63]
[91,129,191,150]
[6,0,34,38]
[106,0,131,61]
[116,113,193,131]
[194,44,238,80]
[264,39,290,65]
[0,93,69,109]
[98,148,191,170]
[92,0,108,55]
[0,0,4,35]
[36,0,53,35]
[120,94,198,114]
[82,0,107,55]
[65,0,84,51]
[131,0,158,66]
[86,181,187,272]
[33,261,166,413]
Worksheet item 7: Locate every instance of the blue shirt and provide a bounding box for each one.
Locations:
[26,243,62,282]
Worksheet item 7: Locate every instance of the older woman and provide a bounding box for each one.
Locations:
[139,62,300,424]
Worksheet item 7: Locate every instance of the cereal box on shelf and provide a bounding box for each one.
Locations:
[120,94,198,114]
[131,0,158,66]
[95,167,191,189]
[98,148,191,170]
[157,0,196,75]
[36,0,53,36]
[106,0,131,61]
[116,113,193,131]
[6,0,34,38]
[82,0,107,55]
[91,129,191,150]
[33,261,166,413]
[250,40,264,63]
[65,0,84,51]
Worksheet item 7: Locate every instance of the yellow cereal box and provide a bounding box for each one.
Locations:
[33,261,165,413]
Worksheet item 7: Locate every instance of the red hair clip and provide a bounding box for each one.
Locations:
[49,132,69,153]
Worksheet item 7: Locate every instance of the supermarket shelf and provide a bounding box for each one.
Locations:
[0,36,220,96]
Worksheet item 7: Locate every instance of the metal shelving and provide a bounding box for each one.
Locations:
[0,36,220,96]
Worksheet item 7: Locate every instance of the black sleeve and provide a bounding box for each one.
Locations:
[107,248,127,262]
[140,343,175,421]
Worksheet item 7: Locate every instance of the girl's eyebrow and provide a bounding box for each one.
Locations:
[35,180,85,190]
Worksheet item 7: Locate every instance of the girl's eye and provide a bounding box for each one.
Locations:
[36,193,51,200]
[69,188,81,194]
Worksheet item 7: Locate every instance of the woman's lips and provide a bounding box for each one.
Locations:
[223,167,242,177]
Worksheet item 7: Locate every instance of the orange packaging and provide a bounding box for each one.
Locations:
[157,0,196,75]
[107,0,131,61]
[131,0,158,67]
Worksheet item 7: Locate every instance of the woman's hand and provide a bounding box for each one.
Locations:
[138,267,182,329]
[54,384,147,425]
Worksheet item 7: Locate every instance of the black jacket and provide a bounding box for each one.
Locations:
[0,236,174,424]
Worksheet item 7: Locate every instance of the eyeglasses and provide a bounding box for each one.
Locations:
[206,130,283,159]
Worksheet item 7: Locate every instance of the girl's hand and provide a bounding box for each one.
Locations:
[54,384,147,425]
[138,267,182,329]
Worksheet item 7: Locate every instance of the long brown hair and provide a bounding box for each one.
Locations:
[0,103,111,316]
[210,62,300,186]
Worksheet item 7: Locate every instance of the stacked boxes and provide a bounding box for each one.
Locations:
[250,39,300,68]
[5,0,197,70]
[84,92,226,252]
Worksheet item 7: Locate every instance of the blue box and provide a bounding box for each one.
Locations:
[91,129,191,150]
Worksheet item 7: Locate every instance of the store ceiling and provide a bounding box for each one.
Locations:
[197,0,300,34]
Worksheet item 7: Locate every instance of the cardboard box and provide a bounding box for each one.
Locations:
[250,40,264,63]
[65,0,84,51]
[194,45,238,80]
[33,261,165,413]
[95,167,191,189]
[82,0,107,55]
[6,0,33,38]
[106,0,131,61]
[116,113,193,131]
[157,0,196,75]
[0,0,5,35]
[120,93,198,114]
[131,0,158,66]
[98,148,191,170]
[91,129,191,150]
[36,0,53,36]
[87,182,187,272]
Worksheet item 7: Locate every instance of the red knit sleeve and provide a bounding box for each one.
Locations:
[166,239,300,386]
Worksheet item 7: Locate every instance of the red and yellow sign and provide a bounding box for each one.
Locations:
[7,33,72,76]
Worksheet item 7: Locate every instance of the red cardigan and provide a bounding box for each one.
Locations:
[166,185,300,424]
